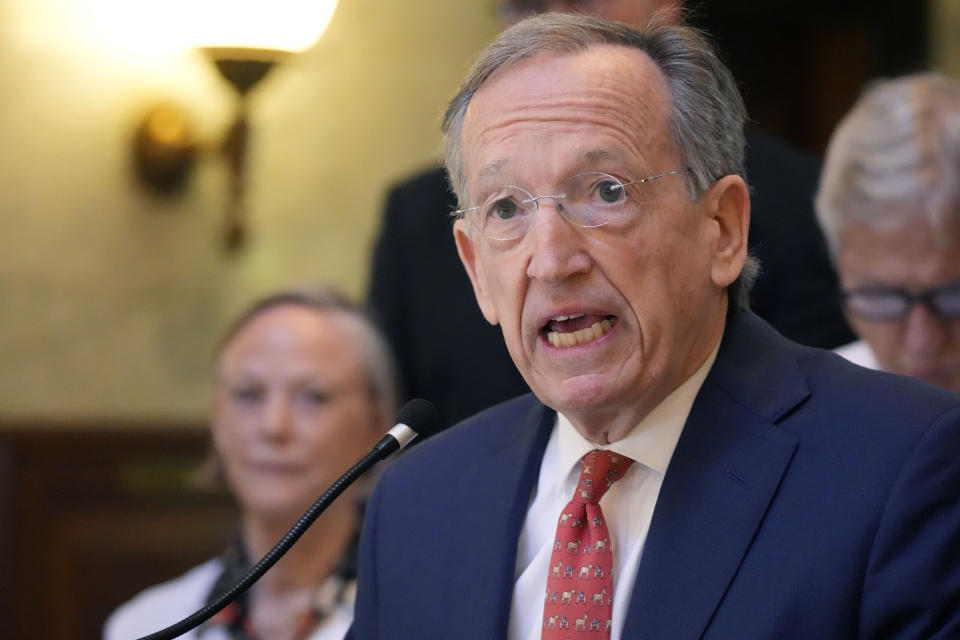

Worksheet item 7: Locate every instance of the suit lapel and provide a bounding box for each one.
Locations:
[622,312,807,640]
[442,398,554,638]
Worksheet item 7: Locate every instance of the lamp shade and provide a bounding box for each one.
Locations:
[40,0,339,61]
[188,0,339,53]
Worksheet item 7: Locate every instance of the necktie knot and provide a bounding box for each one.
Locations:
[573,450,634,505]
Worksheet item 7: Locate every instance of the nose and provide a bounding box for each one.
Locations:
[525,199,592,284]
[259,393,294,442]
[902,302,947,361]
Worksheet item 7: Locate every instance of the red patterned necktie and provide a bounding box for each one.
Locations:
[542,450,634,639]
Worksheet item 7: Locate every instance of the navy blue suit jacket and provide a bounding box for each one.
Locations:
[349,312,960,639]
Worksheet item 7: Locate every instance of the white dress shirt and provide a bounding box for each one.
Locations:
[834,339,880,371]
[508,338,721,640]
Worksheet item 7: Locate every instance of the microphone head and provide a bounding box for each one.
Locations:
[396,398,440,439]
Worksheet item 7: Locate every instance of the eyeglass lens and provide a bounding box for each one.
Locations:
[473,172,634,240]
[843,285,960,321]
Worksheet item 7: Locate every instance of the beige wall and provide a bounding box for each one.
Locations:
[932,0,960,78]
[0,0,499,421]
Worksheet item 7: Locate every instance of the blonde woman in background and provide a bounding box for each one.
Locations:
[105,289,398,640]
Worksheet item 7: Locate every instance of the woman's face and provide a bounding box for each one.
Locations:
[212,305,383,525]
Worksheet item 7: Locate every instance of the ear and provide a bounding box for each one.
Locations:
[453,219,499,325]
[704,174,750,289]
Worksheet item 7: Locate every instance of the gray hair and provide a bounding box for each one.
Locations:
[816,72,960,256]
[215,288,400,427]
[441,13,757,310]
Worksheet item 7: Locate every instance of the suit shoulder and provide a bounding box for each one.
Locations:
[377,394,545,483]
[794,344,960,440]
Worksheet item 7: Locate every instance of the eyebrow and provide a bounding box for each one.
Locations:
[576,148,634,170]
[477,158,509,180]
[579,149,616,162]
[478,151,623,177]
[470,158,511,198]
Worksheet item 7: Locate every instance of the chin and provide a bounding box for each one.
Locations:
[244,485,312,512]
[539,373,624,415]
[252,498,314,524]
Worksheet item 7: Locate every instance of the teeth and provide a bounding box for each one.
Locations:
[547,318,613,348]
[552,313,585,322]
[591,322,604,340]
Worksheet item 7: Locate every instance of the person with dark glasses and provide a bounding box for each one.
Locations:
[816,73,960,393]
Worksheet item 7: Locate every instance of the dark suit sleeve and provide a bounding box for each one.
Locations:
[860,406,960,638]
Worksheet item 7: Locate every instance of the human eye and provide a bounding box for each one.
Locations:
[593,176,627,204]
[932,284,960,317]
[483,187,531,225]
[843,288,908,321]
[486,195,521,221]
[571,172,628,208]
[302,388,333,405]
[230,385,264,404]
[474,186,534,240]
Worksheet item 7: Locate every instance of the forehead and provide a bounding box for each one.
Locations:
[838,218,960,286]
[219,306,364,376]
[461,44,674,186]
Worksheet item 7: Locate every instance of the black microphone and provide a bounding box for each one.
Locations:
[373,398,440,457]
[137,399,439,640]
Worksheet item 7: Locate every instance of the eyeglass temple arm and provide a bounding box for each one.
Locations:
[621,167,690,188]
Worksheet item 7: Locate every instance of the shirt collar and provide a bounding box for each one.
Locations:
[556,331,722,478]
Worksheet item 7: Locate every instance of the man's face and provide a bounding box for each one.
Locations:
[454,46,748,442]
[501,0,679,28]
[837,218,960,392]
[212,306,382,525]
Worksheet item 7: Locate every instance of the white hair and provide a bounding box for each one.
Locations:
[216,288,400,427]
[816,72,960,255]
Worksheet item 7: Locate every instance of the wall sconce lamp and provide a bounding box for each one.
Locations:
[133,1,339,252]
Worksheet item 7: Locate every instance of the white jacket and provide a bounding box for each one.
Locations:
[103,558,354,640]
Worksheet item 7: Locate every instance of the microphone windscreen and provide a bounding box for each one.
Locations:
[396,398,440,439]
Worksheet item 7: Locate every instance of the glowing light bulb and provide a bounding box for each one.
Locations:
[21,0,339,60]
[187,0,340,53]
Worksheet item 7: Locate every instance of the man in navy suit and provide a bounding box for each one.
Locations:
[368,0,852,431]
[351,15,960,639]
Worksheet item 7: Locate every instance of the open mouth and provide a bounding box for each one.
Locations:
[542,313,617,348]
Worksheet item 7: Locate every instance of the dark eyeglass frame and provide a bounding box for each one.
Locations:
[841,283,960,321]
